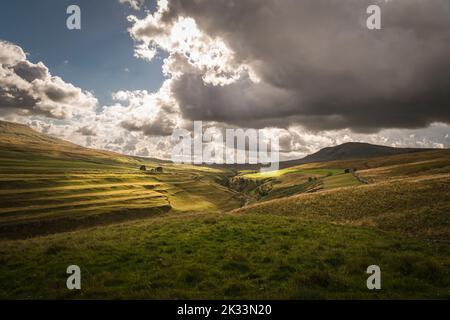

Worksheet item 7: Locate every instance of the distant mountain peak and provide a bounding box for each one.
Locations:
[301,142,432,163]
[278,141,434,168]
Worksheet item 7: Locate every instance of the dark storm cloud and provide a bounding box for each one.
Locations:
[136,0,450,132]
[171,73,294,124]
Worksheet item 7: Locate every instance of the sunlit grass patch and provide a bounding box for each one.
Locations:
[322,173,360,189]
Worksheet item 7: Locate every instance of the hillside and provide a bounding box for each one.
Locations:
[302,142,430,162]
[0,121,449,299]
[230,149,450,240]
[228,167,361,205]
[0,121,243,238]
[0,120,448,238]
[0,121,139,166]
[280,142,432,168]
[233,168,450,241]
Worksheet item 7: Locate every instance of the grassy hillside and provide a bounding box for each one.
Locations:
[0,121,449,299]
[0,120,139,165]
[232,149,450,241]
[231,167,360,204]
[301,149,450,182]
[0,121,243,238]
[233,174,449,241]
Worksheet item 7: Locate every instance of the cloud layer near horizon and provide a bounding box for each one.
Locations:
[1,0,450,160]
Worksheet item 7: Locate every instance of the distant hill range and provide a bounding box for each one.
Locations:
[280,142,433,168]
[208,141,436,170]
[0,120,438,169]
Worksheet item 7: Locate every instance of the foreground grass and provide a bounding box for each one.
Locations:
[0,213,449,299]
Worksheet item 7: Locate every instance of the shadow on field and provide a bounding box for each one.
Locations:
[0,205,171,240]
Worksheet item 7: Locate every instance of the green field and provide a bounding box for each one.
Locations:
[1,213,449,299]
[229,167,360,204]
[0,121,449,299]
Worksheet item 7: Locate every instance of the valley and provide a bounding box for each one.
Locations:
[0,121,448,299]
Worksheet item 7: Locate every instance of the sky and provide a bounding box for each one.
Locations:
[0,0,164,105]
[0,0,449,161]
